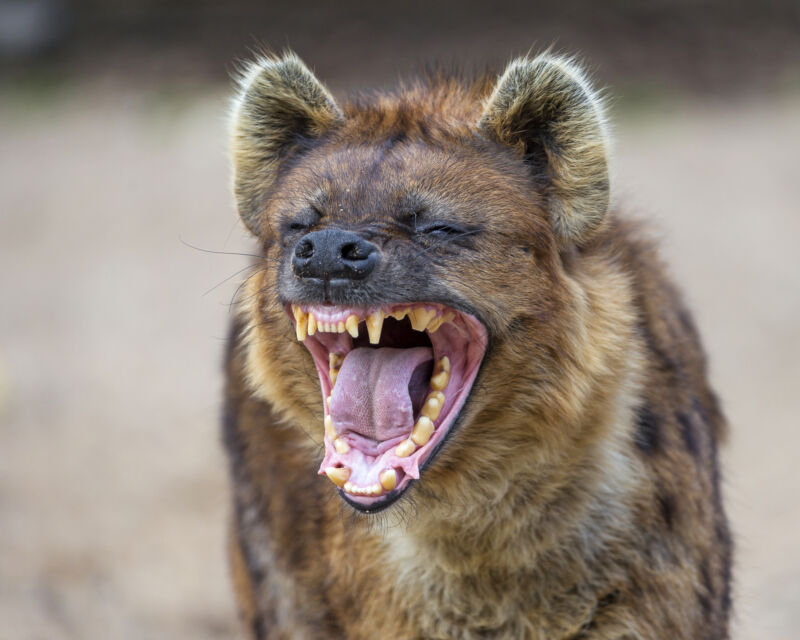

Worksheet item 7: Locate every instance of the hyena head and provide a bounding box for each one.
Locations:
[230,52,618,515]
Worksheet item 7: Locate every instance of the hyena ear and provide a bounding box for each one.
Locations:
[230,53,342,235]
[478,55,610,245]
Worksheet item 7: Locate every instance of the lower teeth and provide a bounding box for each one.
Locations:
[323,354,451,495]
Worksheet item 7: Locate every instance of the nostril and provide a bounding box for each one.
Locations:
[341,242,367,261]
[295,239,314,259]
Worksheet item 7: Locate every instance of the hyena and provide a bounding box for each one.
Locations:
[222,52,732,639]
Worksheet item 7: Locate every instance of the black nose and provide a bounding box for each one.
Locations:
[292,229,380,282]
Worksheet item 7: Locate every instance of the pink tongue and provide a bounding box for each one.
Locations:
[330,347,433,442]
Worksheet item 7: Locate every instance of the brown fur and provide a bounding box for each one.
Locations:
[222,52,732,639]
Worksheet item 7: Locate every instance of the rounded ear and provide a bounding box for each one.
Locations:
[478,55,610,246]
[230,53,342,235]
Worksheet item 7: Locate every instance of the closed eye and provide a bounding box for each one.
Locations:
[416,222,482,249]
[281,206,322,236]
[421,223,462,236]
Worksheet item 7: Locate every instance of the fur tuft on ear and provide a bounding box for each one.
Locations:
[230,52,342,235]
[479,54,611,245]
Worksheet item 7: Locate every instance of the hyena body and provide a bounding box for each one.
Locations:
[223,53,732,639]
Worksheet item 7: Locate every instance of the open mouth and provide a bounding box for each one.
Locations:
[287,302,488,511]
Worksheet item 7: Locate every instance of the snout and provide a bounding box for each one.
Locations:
[292,229,380,283]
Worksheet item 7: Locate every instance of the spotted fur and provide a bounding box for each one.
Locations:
[222,52,732,639]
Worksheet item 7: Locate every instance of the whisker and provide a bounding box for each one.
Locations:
[203,263,261,297]
[179,235,266,261]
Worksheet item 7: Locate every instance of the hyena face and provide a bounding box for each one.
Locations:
[231,54,610,512]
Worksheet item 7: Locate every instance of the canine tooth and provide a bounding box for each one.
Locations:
[411,416,435,446]
[308,313,317,335]
[395,439,416,458]
[324,415,337,440]
[329,368,338,386]
[345,314,359,338]
[420,391,445,421]
[334,438,350,454]
[430,368,450,391]
[409,307,436,332]
[295,313,308,341]
[292,305,308,337]
[337,321,345,333]
[325,466,350,488]
[366,310,385,344]
[379,469,397,491]
[329,353,343,369]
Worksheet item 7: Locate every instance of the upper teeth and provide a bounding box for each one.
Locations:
[290,305,455,342]
[365,309,385,344]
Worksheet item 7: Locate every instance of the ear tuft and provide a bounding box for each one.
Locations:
[230,53,341,235]
[479,54,611,245]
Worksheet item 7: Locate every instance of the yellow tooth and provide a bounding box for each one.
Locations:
[325,466,350,488]
[390,307,408,321]
[430,368,450,391]
[395,439,416,458]
[308,313,317,335]
[379,469,397,491]
[324,415,337,440]
[411,416,435,446]
[337,321,345,333]
[329,353,343,369]
[334,438,350,454]
[345,314,359,338]
[426,315,444,333]
[326,395,332,407]
[436,355,450,374]
[409,307,436,332]
[420,391,445,421]
[366,310,385,344]
[329,368,338,386]
[294,309,308,341]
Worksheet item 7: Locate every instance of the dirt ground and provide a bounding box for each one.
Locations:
[0,81,798,639]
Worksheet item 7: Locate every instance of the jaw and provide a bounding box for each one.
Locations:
[288,302,488,512]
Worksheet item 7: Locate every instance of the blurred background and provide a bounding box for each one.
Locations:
[0,1,798,638]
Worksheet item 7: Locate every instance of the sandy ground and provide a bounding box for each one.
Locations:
[0,84,798,639]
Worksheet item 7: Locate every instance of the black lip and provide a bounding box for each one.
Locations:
[341,488,403,513]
